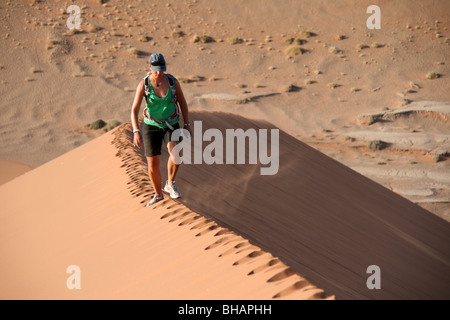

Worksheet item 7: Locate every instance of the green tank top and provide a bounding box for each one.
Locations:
[144,82,178,128]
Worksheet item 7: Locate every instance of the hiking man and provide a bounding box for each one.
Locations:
[131,53,191,206]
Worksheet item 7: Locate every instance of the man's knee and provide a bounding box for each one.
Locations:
[147,156,160,171]
[167,141,180,164]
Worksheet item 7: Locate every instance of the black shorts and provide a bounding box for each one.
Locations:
[142,122,180,157]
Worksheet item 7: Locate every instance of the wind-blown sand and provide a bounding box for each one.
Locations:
[0,0,449,299]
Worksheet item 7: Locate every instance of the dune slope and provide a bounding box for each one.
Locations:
[0,114,330,300]
[171,112,450,300]
[1,111,449,299]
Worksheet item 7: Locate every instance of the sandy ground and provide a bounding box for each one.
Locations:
[0,0,449,299]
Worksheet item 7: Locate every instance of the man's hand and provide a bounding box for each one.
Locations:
[133,132,142,149]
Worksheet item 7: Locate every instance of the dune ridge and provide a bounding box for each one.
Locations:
[172,111,450,300]
[1,110,449,299]
[109,111,450,299]
[1,0,449,219]
[0,116,331,300]
[111,120,332,300]
[1,0,449,300]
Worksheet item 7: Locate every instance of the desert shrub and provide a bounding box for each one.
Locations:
[327,82,339,89]
[371,42,381,48]
[172,30,184,38]
[105,120,121,132]
[87,119,107,130]
[284,84,300,92]
[127,47,140,57]
[285,37,295,44]
[201,35,214,43]
[356,43,369,50]
[286,37,304,45]
[228,36,243,45]
[300,30,312,38]
[193,35,213,43]
[433,154,442,162]
[369,140,387,150]
[367,115,377,125]
[285,45,304,56]
[426,72,439,79]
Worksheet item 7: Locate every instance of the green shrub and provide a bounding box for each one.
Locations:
[285,45,304,56]
[87,119,106,130]
[367,115,377,125]
[369,140,387,150]
[426,72,439,80]
[172,30,184,38]
[127,47,140,57]
[301,30,312,38]
[432,154,442,162]
[228,36,243,45]
[193,35,213,43]
[105,120,121,132]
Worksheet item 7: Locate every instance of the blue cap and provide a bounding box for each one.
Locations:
[149,53,166,71]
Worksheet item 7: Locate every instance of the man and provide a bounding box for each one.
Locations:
[130,53,191,206]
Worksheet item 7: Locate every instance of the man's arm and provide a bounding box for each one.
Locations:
[175,79,190,132]
[131,80,145,148]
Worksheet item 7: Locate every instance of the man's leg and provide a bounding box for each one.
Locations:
[147,155,162,196]
[167,141,179,183]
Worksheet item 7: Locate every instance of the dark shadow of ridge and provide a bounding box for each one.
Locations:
[159,111,450,300]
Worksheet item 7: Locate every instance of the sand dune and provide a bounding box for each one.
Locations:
[1,0,449,301]
[1,0,449,218]
[0,116,331,300]
[2,112,448,299]
[174,112,450,299]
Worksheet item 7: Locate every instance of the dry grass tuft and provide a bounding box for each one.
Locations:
[328,82,339,89]
[127,47,140,57]
[426,72,439,79]
[356,43,369,50]
[192,35,213,43]
[371,42,382,48]
[228,36,243,45]
[300,30,312,38]
[172,30,184,38]
[285,45,304,56]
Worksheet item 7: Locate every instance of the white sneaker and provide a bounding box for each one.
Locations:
[163,180,181,199]
[146,193,164,207]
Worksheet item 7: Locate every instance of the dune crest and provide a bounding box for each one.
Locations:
[0,117,331,300]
